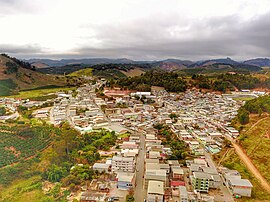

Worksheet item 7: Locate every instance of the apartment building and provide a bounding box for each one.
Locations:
[111,156,135,173]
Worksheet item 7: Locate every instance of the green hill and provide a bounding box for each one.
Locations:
[68,68,93,77]
[0,54,66,96]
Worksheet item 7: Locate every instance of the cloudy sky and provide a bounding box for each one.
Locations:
[1,0,270,60]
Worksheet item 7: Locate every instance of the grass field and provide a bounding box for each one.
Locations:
[0,175,52,202]
[0,79,18,96]
[233,96,255,101]
[238,116,270,182]
[120,68,145,77]
[215,114,270,201]
[68,68,93,77]
[6,86,74,99]
[220,149,270,202]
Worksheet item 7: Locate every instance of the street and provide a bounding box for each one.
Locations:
[204,152,234,202]
[134,133,146,202]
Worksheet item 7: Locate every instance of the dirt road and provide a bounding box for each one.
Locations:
[232,142,270,193]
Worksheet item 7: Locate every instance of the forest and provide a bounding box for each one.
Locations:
[110,70,187,92]
[234,95,270,124]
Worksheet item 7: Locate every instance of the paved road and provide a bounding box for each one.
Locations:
[204,152,234,202]
[134,133,146,202]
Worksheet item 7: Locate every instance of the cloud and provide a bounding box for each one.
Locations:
[72,11,270,60]
[1,0,270,60]
[0,0,46,14]
[0,44,43,55]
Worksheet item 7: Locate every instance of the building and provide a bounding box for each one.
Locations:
[112,156,135,173]
[228,178,253,197]
[179,186,188,202]
[145,169,167,189]
[92,163,110,173]
[149,151,161,159]
[192,172,210,193]
[172,167,184,181]
[170,181,185,188]
[147,181,164,202]
[117,172,135,190]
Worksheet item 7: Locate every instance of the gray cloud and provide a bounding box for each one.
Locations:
[3,10,270,60]
[71,11,270,60]
[0,44,43,56]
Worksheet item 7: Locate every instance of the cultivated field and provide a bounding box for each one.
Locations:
[0,125,52,168]
[6,86,74,99]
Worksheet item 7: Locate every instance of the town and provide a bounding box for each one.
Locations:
[1,80,264,202]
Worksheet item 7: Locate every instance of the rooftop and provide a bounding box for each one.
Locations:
[148,181,164,195]
[229,178,253,187]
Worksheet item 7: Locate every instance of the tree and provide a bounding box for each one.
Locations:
[0,107,6,116]
[238,109,250,125]
[169,113,178,119]
[44,164,68,182]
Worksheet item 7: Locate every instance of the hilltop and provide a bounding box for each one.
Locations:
[0,54,66,96]
[244,58,270,67]
[31,57,263,77]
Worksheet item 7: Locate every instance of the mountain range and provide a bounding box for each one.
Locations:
[25,57,270,69]
[24,57,268,75]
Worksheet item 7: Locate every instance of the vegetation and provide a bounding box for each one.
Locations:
[191,73,262,92]
[234,95,270,125]
[0,122,117,201]
[0,125,54,168]
[237,116,270,182]
[41,123,117,184]
[154,123,189,160]
[112,71,187,92]
[126,194,135,202]
[7,86,74,99]
[1,53,36,71]
[93,68,127,79]
[242,95,270,114]
[218,149,270,201]
[0,107,6,116]
[0,79,18,96]
[68,68,93,77]
[237,108,250,125]
[4,62,19,74]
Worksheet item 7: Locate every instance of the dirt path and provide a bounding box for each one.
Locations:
[229,116,270,193]
[0,130,15,134]
[244,116,269,134]
[232,142,270,193]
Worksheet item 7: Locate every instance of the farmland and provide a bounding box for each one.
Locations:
[6,86,75,99]
[0,125,54,168]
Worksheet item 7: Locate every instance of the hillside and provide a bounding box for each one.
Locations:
[244,58,270,67]
[0,54,66,96]
[68,68,93,77]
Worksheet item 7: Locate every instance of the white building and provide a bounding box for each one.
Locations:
[147,181,164,202]
[179,186,188,202]
[112,156,135,173]
[228,178,253,197]
[92,163,110,173]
